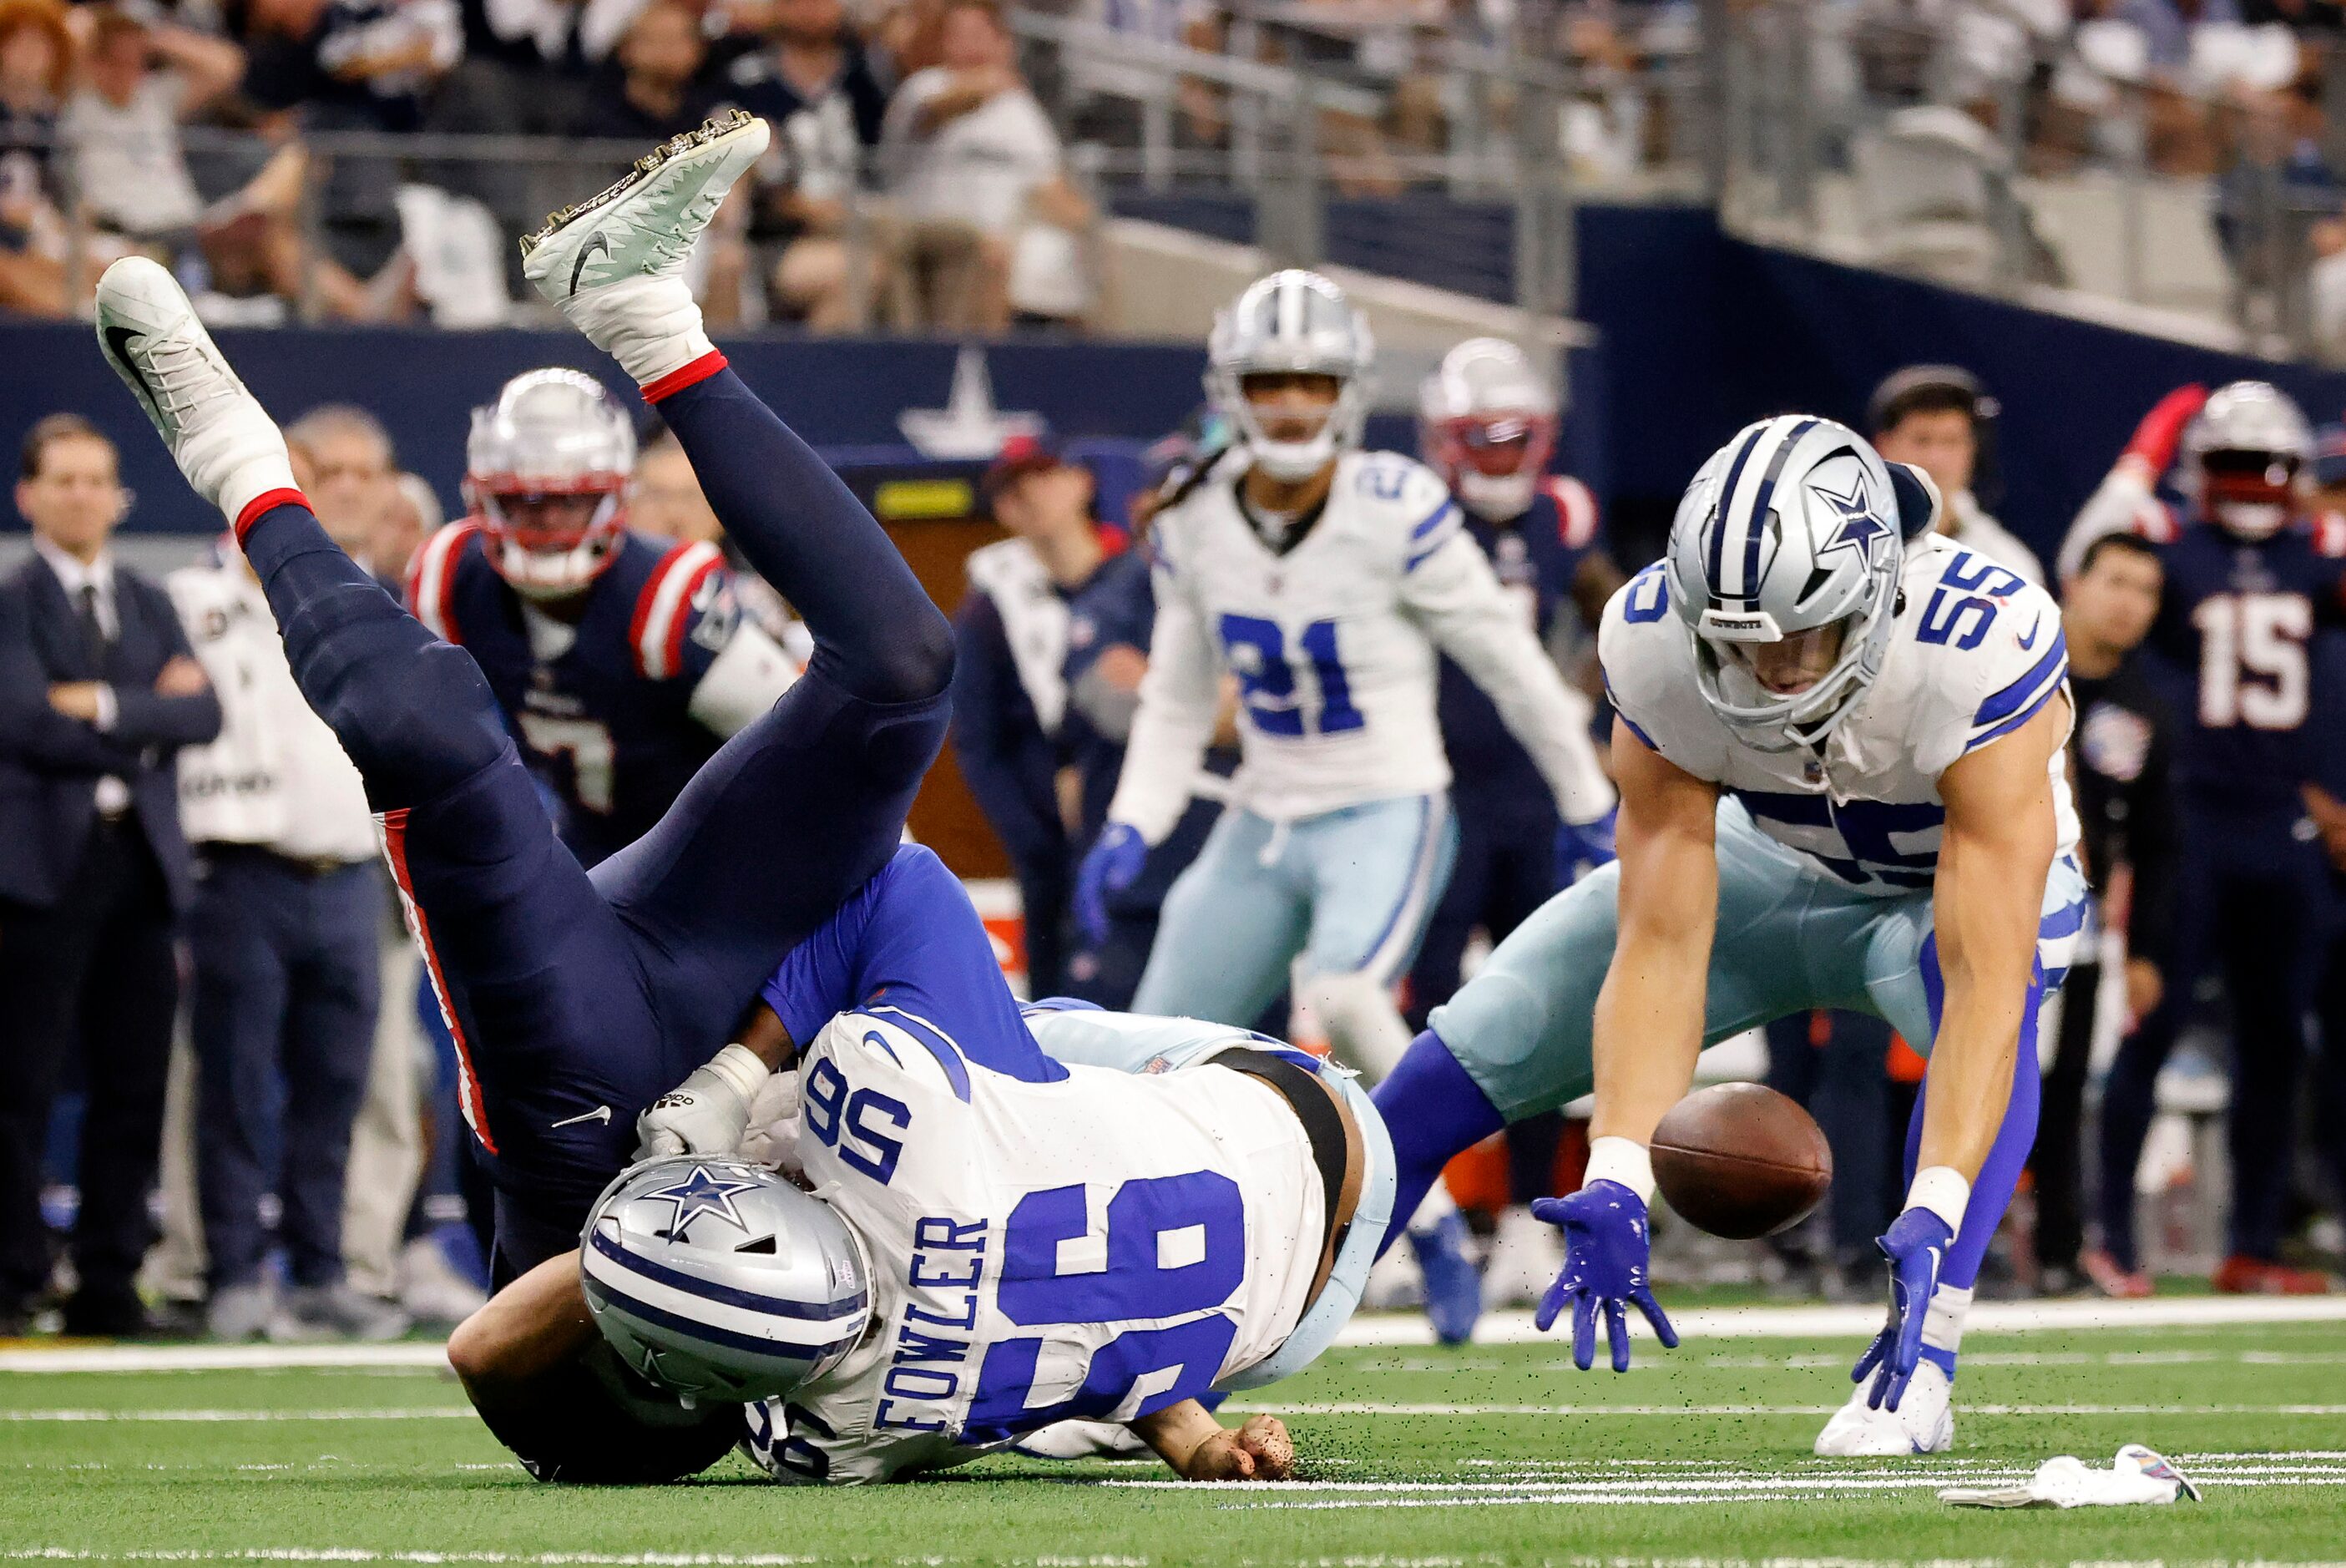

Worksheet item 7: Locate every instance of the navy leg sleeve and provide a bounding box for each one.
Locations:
[651,367,953,704]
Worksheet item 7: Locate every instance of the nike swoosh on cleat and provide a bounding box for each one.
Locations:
[569,231,612,296]
[552,1105,613,1128]
[103,325,148,390]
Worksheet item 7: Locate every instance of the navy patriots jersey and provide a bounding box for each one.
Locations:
[2127,506,2346,807]
[1435,476,1603,807]
[408,525,746,866]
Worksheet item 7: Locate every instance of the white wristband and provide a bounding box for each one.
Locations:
[1584,1136,1656,1204]
[1905,1166,1971,1232]
[706,1042,771,1103]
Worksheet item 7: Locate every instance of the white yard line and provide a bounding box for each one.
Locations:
[1335,1297,2346,1346]
[0,1345,452,1373]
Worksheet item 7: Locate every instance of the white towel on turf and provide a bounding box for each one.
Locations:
[1940,1444,2202,1509]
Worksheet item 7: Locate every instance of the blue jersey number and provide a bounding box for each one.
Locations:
[1218,614,1364,736]
[1621,564,1670,623]
[801,1055,910,1186]
[1916,554,2025,650]
[962,1171,1244,1444]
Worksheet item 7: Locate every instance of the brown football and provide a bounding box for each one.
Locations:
[1650,1083,1833,1240]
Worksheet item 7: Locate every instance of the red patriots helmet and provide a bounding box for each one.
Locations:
[1419,338,1560,523]
[465,368,636,599]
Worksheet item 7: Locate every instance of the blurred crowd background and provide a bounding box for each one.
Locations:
[15,2,2346,348]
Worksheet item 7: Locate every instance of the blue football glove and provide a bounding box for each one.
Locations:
[1074,822,1147,945]
[1530,1181,1679,1373]
[1555,806,1618,886]
[1852,1205,1955,1411]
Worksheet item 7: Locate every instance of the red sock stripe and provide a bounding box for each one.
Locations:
[379,808,498,1156]
[234,488,312,544]
[640,350,727,404]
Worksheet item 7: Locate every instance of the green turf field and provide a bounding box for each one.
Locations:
[3,1308,2343,1567]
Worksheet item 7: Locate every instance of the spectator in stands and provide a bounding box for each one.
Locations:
[60,8,244,249]
[0,0,72,316]
[879,0,1094,331]
[728,0,888,330]
[949,437,1110,999]
[631,427,725,547]
[285,403,404,589]
[1868,363,2046,582]
[2039,532,2177,1297]
[382,471,440,580]
[241,0,461,286]
[575,0,719,143]
[168,498,404,1343]
[0,414,220,1338]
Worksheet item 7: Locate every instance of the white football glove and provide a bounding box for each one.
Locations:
[635,1043,769,1160]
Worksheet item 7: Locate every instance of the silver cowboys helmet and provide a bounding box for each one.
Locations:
[1206,269,1373,483]
[580,1155,872,1405]
[1666,416,1909,751]
[1419,337,1561,523]
[2182,379,2311,542]
[464,368,636,600]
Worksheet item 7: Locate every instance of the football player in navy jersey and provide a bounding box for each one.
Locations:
[406,370,801,868]
[2065,380,2346,1294]
[1409,338,1624,1304]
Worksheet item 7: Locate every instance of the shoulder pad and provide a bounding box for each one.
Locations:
[631,540,728,680]
[1540,476,1601,549]
[2312,511,2346,559]
[1596,564,1727,778]
[1905,552,2068,772]
[1342,454,1459,567]
[407,520,485,645]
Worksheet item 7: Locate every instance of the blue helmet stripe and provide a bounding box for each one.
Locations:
[586,1226,870,1322]
[1737,417,1821,604]
[1708,423,1771,599]
[590,1279,858,1363]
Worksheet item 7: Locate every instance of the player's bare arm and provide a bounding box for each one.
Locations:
[1917,695,2065,1183]
[446,1252,598,1416]
[1587,718,1721,1157]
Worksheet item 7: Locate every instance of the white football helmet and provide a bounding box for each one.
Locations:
[1419,338,1560,522]
[581,1156,872,1406]
[2181,380,2311,541]
[464,368,636,599]
[1666,416,1907,751]
[1206,270,1373,483]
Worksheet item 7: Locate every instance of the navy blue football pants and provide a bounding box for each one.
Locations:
[2099,798,2333,1267]
[235,364,952,1280]
[189,851,382,1292]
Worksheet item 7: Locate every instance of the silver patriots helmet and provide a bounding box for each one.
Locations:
[1206,269,1373,483]
[2182,380,2311,541]
[1418,337,1561,522]
[1665,416,1907,751]
[580,1156,872,1406]
[464,368,636,600]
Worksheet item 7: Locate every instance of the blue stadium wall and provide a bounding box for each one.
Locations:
[13,204,2346,567]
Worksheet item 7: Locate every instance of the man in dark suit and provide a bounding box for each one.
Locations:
[0,413,220,1336]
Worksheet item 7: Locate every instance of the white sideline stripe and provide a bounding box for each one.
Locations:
[5,1557,2342,1568]
[1226,1401,2346,1417]
[0,1345,453,1373]
[0,1408,473,1422]
[1335,1297,2346,1346]
[5,1295,2341,1373]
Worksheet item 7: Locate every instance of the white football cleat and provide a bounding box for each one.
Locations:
[1009,1419,1153,1461]
[520,109,769,387]
[1813,1358,1954,1456]
[94,255,294,518]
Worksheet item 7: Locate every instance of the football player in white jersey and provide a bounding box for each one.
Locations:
[1073,271,1616,1338]
[1367,416,2087,1455]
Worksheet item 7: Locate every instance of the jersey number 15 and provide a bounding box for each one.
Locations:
[2193,592,2312,731]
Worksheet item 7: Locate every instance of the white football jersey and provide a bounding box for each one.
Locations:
[1600,534,2078,893]
[743,1009,1322,1485]
[1109,449,1612,838]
